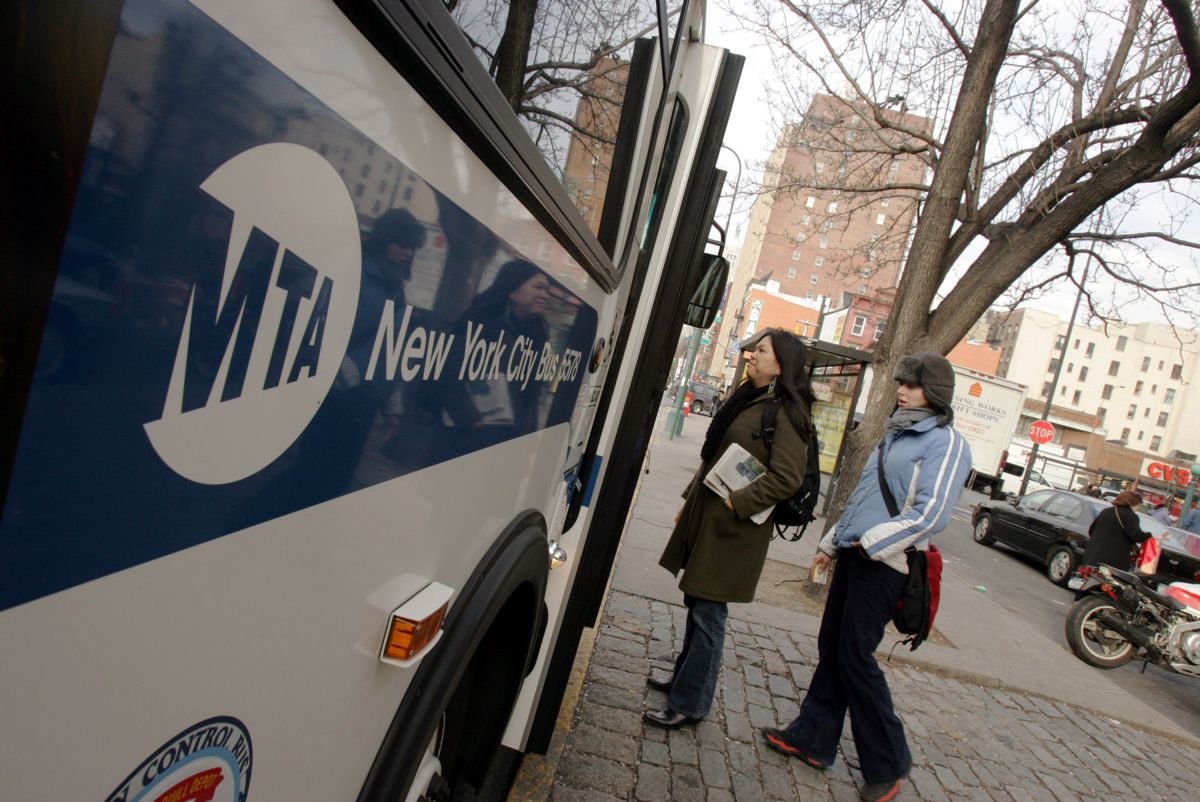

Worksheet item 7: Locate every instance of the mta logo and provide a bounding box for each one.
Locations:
[145,144,361,485]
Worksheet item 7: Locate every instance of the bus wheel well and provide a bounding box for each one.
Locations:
[440,582,538,790]
[357,513,549,802]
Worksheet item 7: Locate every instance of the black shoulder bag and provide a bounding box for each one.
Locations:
[878,445,941,651]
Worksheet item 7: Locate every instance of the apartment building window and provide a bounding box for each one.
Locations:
[1060,385,1067,396]
[806,196,816,208]
[787,267,797,278]
[1151,435,1162,451]
[1097,407,1107,422]
[1172,363,1183,379]
[819,236,829,248]
[1137,431,1145,442]
[1055,335,1066,350]
[1079,366,1088,381]
[1042,382,1053,397]
[1120,427,1131,442]
[1108,361,1120,376]
[821,220,833,231]
[814,256,824,266]
[880,197,890,207]
[1158,360,1164,370]
[858,285,867,293]
[1072,390,1081,405]
[827,202,838,213]
[874,320,886,341]
[1074,339,1080,349]
[1144,408,1150,418]
[1141,356,1150,371]
[1086,342,1095,357]
[1127,404,1137,419]
[1048,358,1060,373]
[810,272,819,284]
[805,290,814,300]
[815,161,825,173]
[1067,363,1074,373]
[792,248,802,260]
[851,314,868,336]
[1151,384,1157,394]
[1116,335,1128,351]
[802,214,811,225]
[837,165,847,178]
[1157,411,1169,427]
[795,233,807,243]
[1165,388,1176,404]
[875,214,886,225]
[1134,381,1143,395]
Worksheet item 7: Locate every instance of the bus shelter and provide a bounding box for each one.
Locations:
[731,336,872,517]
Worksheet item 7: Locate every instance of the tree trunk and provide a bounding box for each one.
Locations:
[821,0,1021,530]
[493,0,538,111]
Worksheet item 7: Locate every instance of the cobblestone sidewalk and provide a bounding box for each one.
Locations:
[547,591,1200,802]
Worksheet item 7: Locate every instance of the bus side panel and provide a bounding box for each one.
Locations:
[0,0,608,799]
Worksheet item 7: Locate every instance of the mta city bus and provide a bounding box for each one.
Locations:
[1,0,741,799]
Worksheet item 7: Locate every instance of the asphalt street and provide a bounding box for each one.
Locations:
[509,406,1200,801]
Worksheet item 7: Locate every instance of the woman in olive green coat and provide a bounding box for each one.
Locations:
[645,329,814,729]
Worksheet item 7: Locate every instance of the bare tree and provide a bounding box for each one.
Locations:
[724,0,1200,522]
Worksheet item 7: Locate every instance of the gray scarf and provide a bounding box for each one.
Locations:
[887,406,937,434]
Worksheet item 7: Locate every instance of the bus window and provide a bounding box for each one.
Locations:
[447,1,683,230]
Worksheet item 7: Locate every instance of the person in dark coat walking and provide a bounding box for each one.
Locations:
[1081,489,1149,571]
[645,328,815,729]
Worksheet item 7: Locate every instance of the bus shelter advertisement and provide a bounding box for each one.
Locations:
[0,0,597,615]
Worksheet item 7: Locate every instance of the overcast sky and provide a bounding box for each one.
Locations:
[705,5,1197,332]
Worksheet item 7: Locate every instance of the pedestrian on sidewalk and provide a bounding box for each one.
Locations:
[1181,502,1200,534]
[646,328,815,729]
[762,351,971,802]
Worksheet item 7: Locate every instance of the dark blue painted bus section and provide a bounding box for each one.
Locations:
[0,0,597,611]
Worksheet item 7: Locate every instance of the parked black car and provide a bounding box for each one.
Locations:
[971,489,1200,587]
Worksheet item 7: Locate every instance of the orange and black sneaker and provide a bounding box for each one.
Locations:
[760,728,829,769]
[858,778,903,802]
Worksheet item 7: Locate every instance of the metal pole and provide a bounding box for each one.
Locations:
[1020,258,1089,496]
[666,328,703,439]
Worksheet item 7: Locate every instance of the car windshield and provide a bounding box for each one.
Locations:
[1161,525,1200,557]
[1137,513,1168,538]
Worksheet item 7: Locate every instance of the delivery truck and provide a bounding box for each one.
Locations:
[949,367,1029,496]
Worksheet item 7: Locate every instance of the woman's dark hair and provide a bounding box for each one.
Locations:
[471,259,543,316]
[760,328,816,437]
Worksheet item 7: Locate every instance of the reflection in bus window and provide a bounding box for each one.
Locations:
[448,0,675,231]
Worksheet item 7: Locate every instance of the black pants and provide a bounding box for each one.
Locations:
[783,547,911,783]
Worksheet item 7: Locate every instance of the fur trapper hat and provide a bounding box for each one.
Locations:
[893,351,956,425]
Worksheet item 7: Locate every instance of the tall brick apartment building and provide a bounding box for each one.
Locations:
[712,94,931,378]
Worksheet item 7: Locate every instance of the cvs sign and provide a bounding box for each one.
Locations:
[1144,460,1199,486]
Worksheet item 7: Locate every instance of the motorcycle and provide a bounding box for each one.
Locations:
[1065,564,1200,677]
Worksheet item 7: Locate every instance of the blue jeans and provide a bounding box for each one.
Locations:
[783,548,911,784]
[667,594,728,718]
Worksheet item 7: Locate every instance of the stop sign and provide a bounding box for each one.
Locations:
[1028,420,1056,444]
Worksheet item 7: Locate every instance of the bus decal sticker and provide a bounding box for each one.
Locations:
[104,716,252,802]
[0,0,599,611]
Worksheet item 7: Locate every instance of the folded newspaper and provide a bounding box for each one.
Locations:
[704,443,774,525]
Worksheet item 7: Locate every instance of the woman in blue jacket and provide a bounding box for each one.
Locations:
[761,352,972,802]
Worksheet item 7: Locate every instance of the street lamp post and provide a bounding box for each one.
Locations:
[1020,257,1089,496]
[666,145,742,439]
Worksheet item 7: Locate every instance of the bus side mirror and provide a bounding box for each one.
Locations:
[684,254,729,329]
